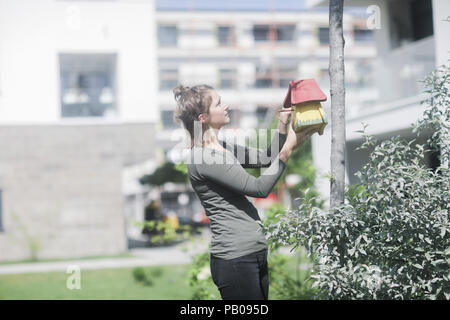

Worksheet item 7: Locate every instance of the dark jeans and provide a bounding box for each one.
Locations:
[210,248,269,300]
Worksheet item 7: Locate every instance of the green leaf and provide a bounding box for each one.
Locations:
[431,259,446,266]
[444,247,450,256]
[348,247,356,256]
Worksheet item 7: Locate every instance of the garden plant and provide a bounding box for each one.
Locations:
[264,65,450,299]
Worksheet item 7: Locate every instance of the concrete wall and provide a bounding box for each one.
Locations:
[0,123,156,262]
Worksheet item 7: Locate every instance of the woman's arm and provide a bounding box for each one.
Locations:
[197,153,288,198]
[219,130,287,168]
[200,125,318,198]
[219,110,290,168]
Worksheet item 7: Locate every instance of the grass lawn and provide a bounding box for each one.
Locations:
[0,264,219,300]
[0,249,313,300]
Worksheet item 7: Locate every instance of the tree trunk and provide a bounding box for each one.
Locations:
[329,0,346,209]
[277,181,285,204]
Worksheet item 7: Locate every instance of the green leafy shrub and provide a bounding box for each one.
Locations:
[262,203,287,251]
[139,161,188,186]
[132,267,153,286]
[414,64,450,166]
[186,202,320,300]
[267,249,319,300]
[187,250,218,300]
[133,220,194,246]
[265,65,450,300]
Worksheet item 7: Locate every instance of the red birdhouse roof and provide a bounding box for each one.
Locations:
[283,78,327,108]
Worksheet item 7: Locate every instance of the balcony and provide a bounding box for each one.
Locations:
[342,36,435,120]
[372,36,435,105]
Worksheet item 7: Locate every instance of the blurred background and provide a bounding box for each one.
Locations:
[0,0,447,266]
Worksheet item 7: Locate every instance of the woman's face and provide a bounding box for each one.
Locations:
[202,90,230,129]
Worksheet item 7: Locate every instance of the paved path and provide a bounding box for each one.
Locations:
[0,230,211,275]
[0,228,302,275]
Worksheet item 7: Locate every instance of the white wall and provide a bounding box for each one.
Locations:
[0,0,158,124]
[432,0,450,66]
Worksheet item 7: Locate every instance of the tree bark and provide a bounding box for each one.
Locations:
[329,0,346,209]
[277,181,285,206]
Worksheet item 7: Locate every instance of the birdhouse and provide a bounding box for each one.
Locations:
[283,79,328,135]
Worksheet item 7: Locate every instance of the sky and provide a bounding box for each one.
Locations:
[155,0,367,16]
[156,0,311,11]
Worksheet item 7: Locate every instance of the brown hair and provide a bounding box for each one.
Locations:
[173,84,214,147]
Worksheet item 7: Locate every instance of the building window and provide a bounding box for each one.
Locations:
[256,106,269,124]
[276,24,296,42]
[161,110,177,129]
[159,68,178,91]
[389,0,433,49]
[218,68,235,89]
[411,0,433,41]
[253,25,271,42]
[59,53,117,118]
[318,27,330,45]
[0,189,3,232]
[255,65,273,88]
[158,25,178,47]
[217,25,234,46]
[354,27,374,43]
[253,24,296,43]
[277,65,298,88]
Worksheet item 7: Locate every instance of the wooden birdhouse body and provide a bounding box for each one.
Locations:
[293,101,328,135]
[283,79,328,135]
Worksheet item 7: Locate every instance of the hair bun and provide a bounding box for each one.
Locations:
[173,85,190,102]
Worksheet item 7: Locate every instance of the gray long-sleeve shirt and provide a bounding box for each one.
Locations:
[187,131,287,260]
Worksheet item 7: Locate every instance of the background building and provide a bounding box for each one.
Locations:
[0,0,382,262]
[307,0,449,204]
[155,1,377,209]
[0,0,159,261]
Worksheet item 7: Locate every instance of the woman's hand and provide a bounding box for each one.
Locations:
[277,107,293,134]
[278,107,293,124]
[285,125,319,150]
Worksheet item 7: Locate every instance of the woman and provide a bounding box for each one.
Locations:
[173,84,318,300]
